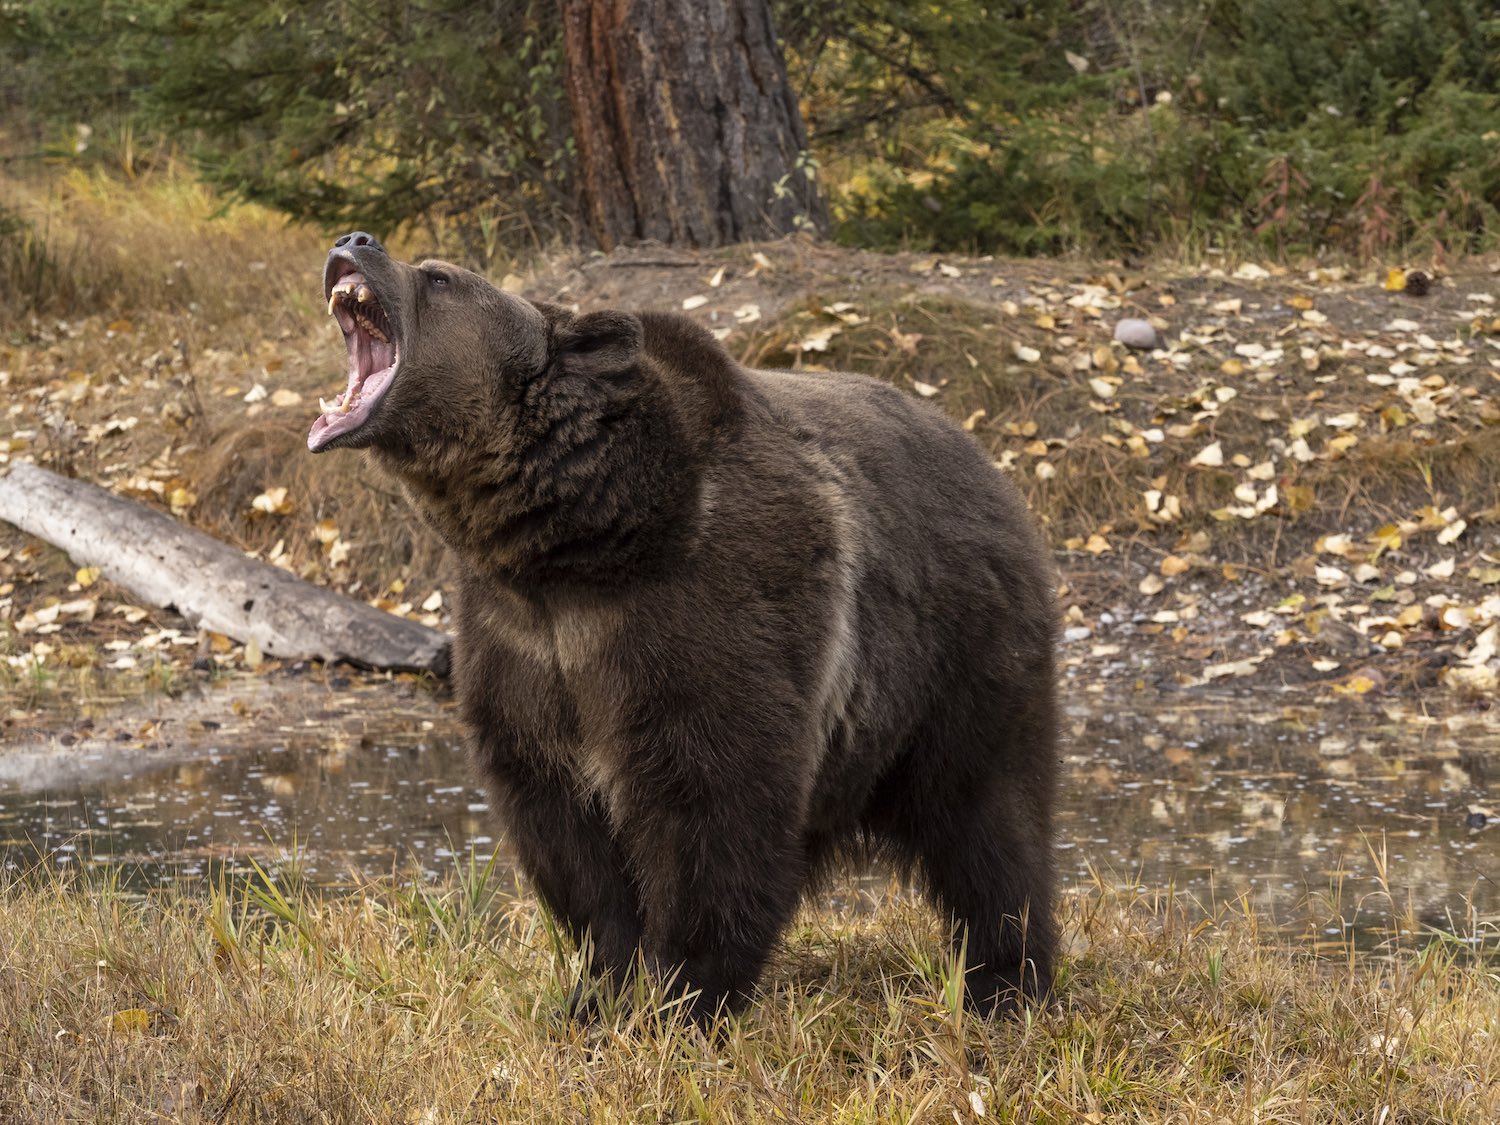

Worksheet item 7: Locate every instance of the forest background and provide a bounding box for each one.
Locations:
[5,0,1500,284]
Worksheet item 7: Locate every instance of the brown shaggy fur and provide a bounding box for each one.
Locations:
[311,233,1060,1022]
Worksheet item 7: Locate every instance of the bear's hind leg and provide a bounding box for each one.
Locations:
[889,705,1058,1015]
[922,796,1057,1014]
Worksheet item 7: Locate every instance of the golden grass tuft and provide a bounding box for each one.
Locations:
[1,863,1496,1124]
[1,159,322,327]
[192,419,449,594]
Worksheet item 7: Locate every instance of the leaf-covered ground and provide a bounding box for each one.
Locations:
[4,233,1500,742]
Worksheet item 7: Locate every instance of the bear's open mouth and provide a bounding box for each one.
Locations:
[308,260,399,452]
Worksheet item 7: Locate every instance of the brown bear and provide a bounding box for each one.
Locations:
[310,231,1059,1023]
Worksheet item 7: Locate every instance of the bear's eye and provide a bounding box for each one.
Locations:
[428,270,451,287]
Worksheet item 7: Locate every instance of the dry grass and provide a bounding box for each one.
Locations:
[0,160,320,327]
[1,862,1496,1124]
[190,419,450,592]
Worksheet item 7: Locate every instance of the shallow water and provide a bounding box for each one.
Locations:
[2,684,1497,946]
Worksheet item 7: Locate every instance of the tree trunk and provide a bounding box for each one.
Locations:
[559,0,827,249]
[0,462,450,675]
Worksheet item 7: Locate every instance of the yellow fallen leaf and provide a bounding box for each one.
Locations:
[1437,518,1467,546]
[250,487,293,516]
[1160,554,1190,577]
[1287,294,1315,310]
[107,1008,151,1035]
[1282,484,1315,513]
[1437,605,1469,631]
[798,325,841,352]
[1383,268,1407,292]
[1369,524,1402,555]
[75,566,100,588]
[1425,556,1456,579]
[106,318,133,334]
[1190,441,1224,468]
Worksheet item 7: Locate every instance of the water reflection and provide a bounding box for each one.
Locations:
[0,734,498,889]
[1058,698,1499,946]
[1,692,1497,946]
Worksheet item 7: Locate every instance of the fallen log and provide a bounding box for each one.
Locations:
[0,461,450,675]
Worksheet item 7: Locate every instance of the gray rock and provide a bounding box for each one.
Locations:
[1114,318,1161,350]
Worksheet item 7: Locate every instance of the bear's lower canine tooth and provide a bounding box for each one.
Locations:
[319,396,337,413]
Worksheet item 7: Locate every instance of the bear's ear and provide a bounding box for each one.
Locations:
[551,310,643,379]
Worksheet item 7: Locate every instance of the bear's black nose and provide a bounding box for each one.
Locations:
[333,231,385,253]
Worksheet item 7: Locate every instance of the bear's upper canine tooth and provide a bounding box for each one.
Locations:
[327,294,338,315]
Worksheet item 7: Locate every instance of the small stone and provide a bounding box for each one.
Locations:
[1467,811,1488,830]
[1114,318,1161,350]
[1404,270,1431,297]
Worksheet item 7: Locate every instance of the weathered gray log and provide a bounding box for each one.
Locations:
[0,461,450,675]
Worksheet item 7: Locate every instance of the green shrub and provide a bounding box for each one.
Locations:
[793,0,1500,258]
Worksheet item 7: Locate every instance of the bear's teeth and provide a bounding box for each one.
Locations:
[327,294,338,316]
[319,396,338,413]
[356,285,371,304]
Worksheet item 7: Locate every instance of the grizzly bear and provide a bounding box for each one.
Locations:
[310,231,1059,1022]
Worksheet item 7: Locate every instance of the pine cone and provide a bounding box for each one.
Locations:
[1404,270,1431,297]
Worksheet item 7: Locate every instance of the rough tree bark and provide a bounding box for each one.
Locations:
[0,462,450,675]
[559,0,827,249]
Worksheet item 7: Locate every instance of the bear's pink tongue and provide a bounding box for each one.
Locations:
[309,273,399,451]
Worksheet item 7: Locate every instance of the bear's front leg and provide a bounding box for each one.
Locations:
[607,729,812,1024]
[477,734,644,998]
